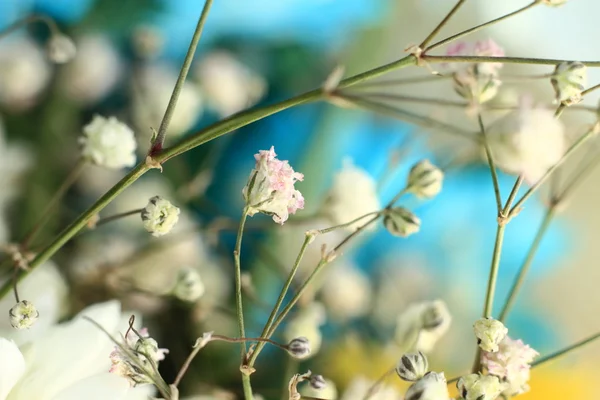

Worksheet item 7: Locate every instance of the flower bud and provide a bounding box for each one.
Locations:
[141,196,181,237]
[407,160,444,199]
[383,207,421,237]
[473,317,508,353]
[134,337,162,363]
[286,337,311,359]
[421,301,449,331]
[310,374,327,390]
[453,67,501,105]
[551,61,586,105]
[396,351,429,382]
[47,33,77,64]
[172,267,205,302]
[457,374,505,400]
[9,300,39,329]
[405,372,449,400]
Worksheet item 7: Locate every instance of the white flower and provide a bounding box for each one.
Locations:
[396,351,429,382]
[196,51,267,117]
[284,302,326,358]
[172,267,205,302]
[551,61,587,105]
[243,146,304,224]
[323,161,380,231]
[383,207,421,237]
[141,196,181,237]
[404,372,449,400]
[9,300,39,330]
[457,374,505,400]
[340,376,400,400]
[46,34,77,64]
[473,318,508,353]
[80,115,137,169]
[486,96,566,183]
[481,336,539,396]
[1,301,154,399]
[320,263,372,321]
[395,300,451,353]
[407,160,444,199]
[62,35,123,104]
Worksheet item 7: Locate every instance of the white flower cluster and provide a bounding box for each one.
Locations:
[141,196,181,237]
[473,317,508,353]
[80,115,137,169]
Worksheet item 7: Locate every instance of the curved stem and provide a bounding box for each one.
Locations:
[0,14,59,40]
[422,55,600,67]
[478,114,502,215]
[533,331,600,367]
[234,208,250,355]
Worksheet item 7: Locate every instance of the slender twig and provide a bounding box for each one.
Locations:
[482,224,506,319]
[353,75,452,89]
[234,208,250,355]
[502,176,524,217]
[93,208,144,227]
[422,55,600,67]
[425,1,539,52]
[0,13,59,40]
[419,0,468,49]
[533,331,600,367]
[12,269,20,303]
[478,114,502,215]
[149,0,214,153]
[363,367,395,400]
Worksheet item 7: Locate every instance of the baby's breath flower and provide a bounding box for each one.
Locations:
[486,96,565,183]
[481,336,538,396]
[172,266,205,302]
[46,34,77,64]
[243,146,304,224]
[141,196,181,237]
[457,374,505,400]
[474,318,508,353]
[80,115,137,169]
[396,351,429,382]
[286,337,311,359]
[405,371,449,400]
[9,300,39,329]
[407,160,444,199]
[395,300,451,353]
[310,374,327,390]
[383,207,421,237]
[551,61,586,105]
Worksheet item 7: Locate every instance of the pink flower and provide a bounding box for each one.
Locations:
[243,146,304,224]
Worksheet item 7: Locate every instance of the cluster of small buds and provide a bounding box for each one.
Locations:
[551,61,587,105]
[242,146,304,224]
[446,39,505,105]
[404,371,450,400]
[457,374,505,400]
[80,115,137,169]
[141,196,181,237]
[46,33,77,64]
[407,159,444,199]
[9,300,39,329]
[396,351,429,382]
[286,336,311,359]
[172,267,205,302]
[109,327,169,385]
[473,317,508,352]
[395,300,451,353]
[383,207,421,237]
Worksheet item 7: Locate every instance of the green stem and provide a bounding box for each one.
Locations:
[419,0,468,49]
[478,114,502,214]
[483,224,506,318]
[533,331,600,367]
[234,208,250,355]
[502,176,524,216]
[499,207,555,323]
[242,374,254,400]
[0,13,59,40]
[422,55,600,67]
[150,0,213,152]
[425,1,539,52]
[94,208,144,227]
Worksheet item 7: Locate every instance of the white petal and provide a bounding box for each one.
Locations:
[50,373,142,400]
[0,338,25,400]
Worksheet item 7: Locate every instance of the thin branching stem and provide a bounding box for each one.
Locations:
[423,55,600,67]
[478,114,503,215]
[533,331,600,367]
[94,208,144,227]
[419,0,469,49]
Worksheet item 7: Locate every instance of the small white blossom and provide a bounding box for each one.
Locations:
[408,160,444,199]
[395,300,451,353]
[243,146,304,224]
[457,374,505,400]
[80,115,137,169]
[9,300,39,330]
[486,96,566,183]
[46,34,77,64]
[396,351,429,382]
[172,267,205,302]
[321,263,372,321]
[383,207,421,237]
[324,161,380,231]
[405,371,450,400]
[474,318,508,352]
[141,196,181,237]
[481,336,539,396]
[551,61,587,105]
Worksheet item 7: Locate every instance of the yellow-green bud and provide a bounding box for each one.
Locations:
[473,317,508,353]
[408,160,444,199]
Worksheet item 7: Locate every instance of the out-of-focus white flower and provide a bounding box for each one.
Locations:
[551,61,586,105]
[486,96,566,183]
[243,146,304,224]
[1,301,154,399]
[80,115,137,169]
[457,374,505,400]
[395,300,451,353]
[284,302,326,358]
[446,39,505,105]
[407,160,444,199]
[172,267,205,302]
[141,196,180,237]
[320,263,372,321]
[195,51,266,117]
[131,25,164,59]
[132,63,203,139]
[301,377,338,400]
[473,318,508,353]
[481,336,538,396]
[63,35,123,105]
[9,300,39,330]
[323,161,380,231]
[46,34,77,64]
[383,207,421,237]
[340,376,400,400]
[404,372,449,400]
[0,37,50,110]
